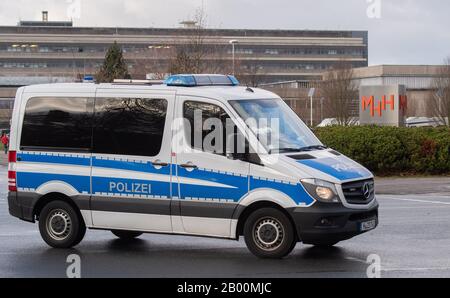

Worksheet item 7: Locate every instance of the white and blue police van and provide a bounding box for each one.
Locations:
[7,74,378,258]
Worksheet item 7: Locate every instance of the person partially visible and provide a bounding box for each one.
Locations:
[1,132,9,154]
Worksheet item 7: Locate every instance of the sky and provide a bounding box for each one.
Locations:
[0,0,449,65]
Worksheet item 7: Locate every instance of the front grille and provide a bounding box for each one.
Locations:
[342,179,375,205]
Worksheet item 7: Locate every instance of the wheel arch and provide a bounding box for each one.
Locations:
[234,200,298,241]
[233,188,301,240]
[33,192,84,224]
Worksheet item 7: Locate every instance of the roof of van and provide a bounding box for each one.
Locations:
[20,83,279,102]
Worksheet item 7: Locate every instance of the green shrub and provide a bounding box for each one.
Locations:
[315,126,450,176]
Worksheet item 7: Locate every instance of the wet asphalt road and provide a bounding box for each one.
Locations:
[1,164,450,278]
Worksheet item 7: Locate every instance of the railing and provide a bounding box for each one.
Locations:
[0,51,366,61]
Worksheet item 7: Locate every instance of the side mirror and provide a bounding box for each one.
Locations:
[227,151,247,161]
[226,132,247,161]
[225,133,263,166]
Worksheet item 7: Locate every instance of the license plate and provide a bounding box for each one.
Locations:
[360,219,377,232]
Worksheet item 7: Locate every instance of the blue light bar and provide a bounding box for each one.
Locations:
[164,75,196,87]
[164,74,240,87]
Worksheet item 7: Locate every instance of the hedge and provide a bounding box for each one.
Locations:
[314,126,450,176]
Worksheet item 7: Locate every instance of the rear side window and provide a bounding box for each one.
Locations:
[21,97,93,151]
[93,98,168,157]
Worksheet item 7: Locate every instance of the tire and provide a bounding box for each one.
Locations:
[38,200,86,249]
[111,230,143,240]
[244,207,297,259]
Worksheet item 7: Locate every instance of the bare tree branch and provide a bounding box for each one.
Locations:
[430,57,450,126]
[167,7,232,75]
[320,60,357,125]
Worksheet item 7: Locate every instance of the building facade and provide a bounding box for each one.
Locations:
[0,20,368,84]
[0,17,368,129]
[351,65,443,117]
[262,65,445,126]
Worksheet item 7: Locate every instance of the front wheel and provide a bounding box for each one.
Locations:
[244,208,297,259]
[38,200,86,248]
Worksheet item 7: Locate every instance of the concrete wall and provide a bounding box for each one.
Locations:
[406,90,434,117]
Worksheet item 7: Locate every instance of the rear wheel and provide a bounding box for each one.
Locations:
[244,207,296,259]
[38,200,86,248]
[111,230,143,240]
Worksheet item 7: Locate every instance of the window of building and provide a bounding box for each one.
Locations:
[265,49,279,55]
[183,101,236,155]
[21,97,94,151]
[0,99,14,109]
[93,98,168,157]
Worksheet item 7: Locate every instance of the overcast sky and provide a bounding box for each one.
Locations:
[0,0,449,65]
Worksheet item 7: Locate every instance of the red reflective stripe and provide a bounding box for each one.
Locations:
[8,170,17,191]
[8,151,16,163]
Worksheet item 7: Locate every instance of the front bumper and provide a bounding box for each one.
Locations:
[288,200,379,244]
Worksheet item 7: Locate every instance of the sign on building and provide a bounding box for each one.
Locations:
[359,85,408,127]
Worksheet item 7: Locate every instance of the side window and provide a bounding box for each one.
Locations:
[183,101,236,155]
[93,98,168,157]
[21,97,93,151]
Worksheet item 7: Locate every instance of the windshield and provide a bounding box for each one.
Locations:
[230,99,323,154]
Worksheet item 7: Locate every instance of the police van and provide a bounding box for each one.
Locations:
[7,74,378,259]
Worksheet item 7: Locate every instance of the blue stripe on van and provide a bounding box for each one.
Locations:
[92,157,172,176]
[92,176,171,198]
[17,170,312,205]
[17,172,90,193]
[250,177,315,206]
[178,166,248,201]
[18,153,91,166]
[16,153,314,205]
[297,158,371,181]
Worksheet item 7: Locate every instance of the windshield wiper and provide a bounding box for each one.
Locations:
[272,145,328,154]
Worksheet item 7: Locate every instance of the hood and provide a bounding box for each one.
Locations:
[264,150,373,184]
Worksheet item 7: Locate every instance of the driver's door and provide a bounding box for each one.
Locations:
[172,97,250,238]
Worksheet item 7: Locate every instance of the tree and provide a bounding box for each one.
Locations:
[430,58,450,126]
[96,42,131,83]
[130,47,172,80]
[168,7,230,75]
[320,61,358,125]
[168,8,208,74]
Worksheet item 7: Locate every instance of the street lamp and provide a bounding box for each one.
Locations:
[308,88,316,127]
[229,40,239,75]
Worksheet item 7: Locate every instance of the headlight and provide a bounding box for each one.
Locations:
[301,179,340,203]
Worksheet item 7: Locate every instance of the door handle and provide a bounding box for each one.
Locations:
[151,160,169,167]
[180,162,198,169]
